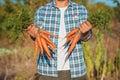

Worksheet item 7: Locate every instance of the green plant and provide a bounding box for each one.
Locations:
[83,5,113,80]
[82,42,94,79]
[2,5,33,42]
[88,10,111,32]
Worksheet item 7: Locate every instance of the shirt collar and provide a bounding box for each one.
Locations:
[51,0,72,8]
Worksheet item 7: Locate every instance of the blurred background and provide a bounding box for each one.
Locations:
[0,0,120,80]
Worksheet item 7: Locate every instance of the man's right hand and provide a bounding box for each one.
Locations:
[26,24,38,38]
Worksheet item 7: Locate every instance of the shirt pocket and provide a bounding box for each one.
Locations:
[71,14,81,28]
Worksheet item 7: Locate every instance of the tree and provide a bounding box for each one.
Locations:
[112,0,120,22]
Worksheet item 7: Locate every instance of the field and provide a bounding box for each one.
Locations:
[0,0,120,80]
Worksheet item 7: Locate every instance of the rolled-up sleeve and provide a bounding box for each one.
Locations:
[81,29,92,42]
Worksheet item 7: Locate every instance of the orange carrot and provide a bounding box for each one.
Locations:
[46,41,56,52]
[41,38,51,59]
[39,29,58,38]
[47,41,56,48]
[67,33,76,39]
[40,33,56,49]
[65,28,79,38]
[68,38,73,46]
[65,33,76,44]
[32,28,58,59]
[36,35,43,54]
[40,33,52,43]
[67,33,80,55]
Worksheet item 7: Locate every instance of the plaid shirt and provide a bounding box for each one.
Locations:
[34,0,92,78]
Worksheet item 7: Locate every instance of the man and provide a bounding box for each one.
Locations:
[27,0,92,80]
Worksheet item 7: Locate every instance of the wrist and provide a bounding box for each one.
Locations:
[81,31,90,40]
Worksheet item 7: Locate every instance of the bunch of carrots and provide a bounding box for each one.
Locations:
[64,28,81,56]
[33,26,81,59]
[34,29,57,59]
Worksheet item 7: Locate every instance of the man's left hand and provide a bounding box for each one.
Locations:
[78,21,92,40]
[78,21,92,34]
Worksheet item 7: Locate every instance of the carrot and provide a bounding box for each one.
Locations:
[65,33,76,44]
[34,40,39,58]
[41,38,51,59]
[67,33,76,39]
[32,27,58,59]
[68,38,74,46]
[65,28,79,38]
[67,33,80,55]
[40,33,52,43]
[63,32,81,66]
[40,33,56,49]
[47,41,56,48]
[36,35,43,54]
[39,29,58,38]
[62,32,77,49]
[46,41,56,52]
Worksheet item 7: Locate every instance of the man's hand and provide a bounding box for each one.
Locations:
[78,21,92,33]
[78,21,92,40]
[26,24,38,38]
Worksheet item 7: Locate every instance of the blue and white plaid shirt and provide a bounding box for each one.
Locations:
[34,0,92,78]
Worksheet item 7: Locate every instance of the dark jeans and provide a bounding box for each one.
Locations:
[34,70,87,80]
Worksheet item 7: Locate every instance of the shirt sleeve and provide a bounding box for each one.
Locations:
[79,5,89,24]
[80,29,92,42]
[34,8,43,29]
[79,5,92,42]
